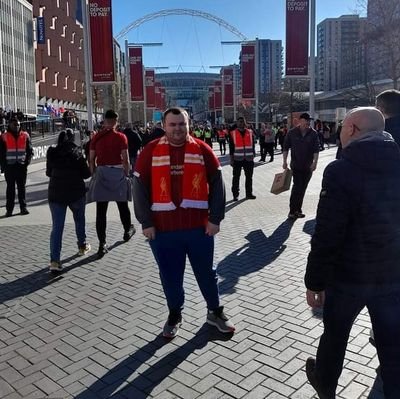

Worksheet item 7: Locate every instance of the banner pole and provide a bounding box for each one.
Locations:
[309,0,316,119]
[82,0,93,130]
[125,40,132,124]
[255,38,259,130]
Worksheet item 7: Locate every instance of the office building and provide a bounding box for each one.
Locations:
[0,0,36,115]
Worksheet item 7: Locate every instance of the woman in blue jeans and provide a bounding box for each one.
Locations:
[46,129,91,272]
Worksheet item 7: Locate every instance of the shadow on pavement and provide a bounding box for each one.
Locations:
[367,373,384,398]
[303,218,316,236]
[225,198,246,212]
[218,220,294,294]
[0,255,96,306]
[74,324,233,399]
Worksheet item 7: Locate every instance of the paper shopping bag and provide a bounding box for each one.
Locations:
[270,169,293,195]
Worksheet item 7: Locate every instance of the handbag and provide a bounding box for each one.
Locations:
[270,169,292,195]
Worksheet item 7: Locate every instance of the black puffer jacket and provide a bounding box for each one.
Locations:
[46,142,91,204]
[305,132,400,291]
[385,115,400,146]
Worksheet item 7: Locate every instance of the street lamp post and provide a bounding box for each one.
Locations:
[309,0,316,119]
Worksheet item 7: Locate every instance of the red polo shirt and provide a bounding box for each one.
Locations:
[90,128,128,165]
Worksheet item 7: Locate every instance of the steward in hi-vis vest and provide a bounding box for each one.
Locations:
[229,116,256,201]
[0,118,33,217]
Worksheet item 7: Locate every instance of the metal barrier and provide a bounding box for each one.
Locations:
[0,118,81,138]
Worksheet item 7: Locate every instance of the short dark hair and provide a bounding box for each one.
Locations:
[162,107,189,123]
[376,90,400,117]
[57,129,75,146]
[104,109,119,120]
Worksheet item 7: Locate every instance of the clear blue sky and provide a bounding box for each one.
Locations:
[111,0,359,73]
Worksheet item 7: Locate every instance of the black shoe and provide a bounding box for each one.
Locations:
[306,358,334,399]
[233,197,239,202]
[246,194,256,200]
[20,208,29,215]
[295,212,305,218]
[288,213,298,220]
[123,225,136,242]
[97,243,108,259]
[5,211,12,217]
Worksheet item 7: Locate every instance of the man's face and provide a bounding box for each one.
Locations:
[164,112,189,145]
[8,120,20,133]
[299,117,310,129]
[237,118,245,129]
[340,116,355,148]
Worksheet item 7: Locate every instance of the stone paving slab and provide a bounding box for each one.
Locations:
[0,146,384,398]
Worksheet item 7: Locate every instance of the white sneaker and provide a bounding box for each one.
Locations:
[49,261,63,272]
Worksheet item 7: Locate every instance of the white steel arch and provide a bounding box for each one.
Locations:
[115,9,248,41]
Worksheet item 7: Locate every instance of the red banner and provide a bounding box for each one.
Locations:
[285,0,309,76]
[214,81,222,110]
[241,44,255,99]
[223,67,234,107]
[88,0,115,83]
[208,87,215,111]
[129,47,144,101]
[145,69,155,108]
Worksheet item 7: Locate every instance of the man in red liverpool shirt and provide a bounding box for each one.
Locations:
[133,107,235,338]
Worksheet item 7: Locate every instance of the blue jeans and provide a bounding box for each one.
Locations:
[315,283,400,398]
[49,197,87,262]
[149,227,220,314]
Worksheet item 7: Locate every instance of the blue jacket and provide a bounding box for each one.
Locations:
[305,132,400,291]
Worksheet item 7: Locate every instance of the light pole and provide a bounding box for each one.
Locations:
[309,0,316,119]
[81,0,93,130]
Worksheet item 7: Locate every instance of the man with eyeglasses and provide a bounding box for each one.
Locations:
[304,107,400,399]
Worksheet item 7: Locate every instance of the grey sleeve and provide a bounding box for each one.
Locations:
[208,169,226,225]
[132,176,154,229]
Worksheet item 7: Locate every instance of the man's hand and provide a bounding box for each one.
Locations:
[205,222,220,236]
[310,162,317,172]
[143,227,156,240]
[282,161,288,170]
[306,289,325,308]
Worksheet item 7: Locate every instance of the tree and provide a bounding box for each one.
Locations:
[356,0,400,89]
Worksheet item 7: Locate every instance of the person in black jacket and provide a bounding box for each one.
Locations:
[123,123,142,170]
[46,129,91,272]
[376,89,400,145]
[304,107,400,399]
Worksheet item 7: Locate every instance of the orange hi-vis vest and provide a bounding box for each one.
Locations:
[218,130,226,140]
[151,135,209,211]
[231,129,254,161]
[2,131,29,165]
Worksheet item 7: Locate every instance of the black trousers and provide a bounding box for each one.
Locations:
[218,140,226,155]
[289,169,312,214]
[315,284,400,398]
[264,143,274,161]
[96,201,132,244]
[5,164,27,213]
[231,160,254,198]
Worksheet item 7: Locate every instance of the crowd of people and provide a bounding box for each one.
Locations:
[2,88,400,398]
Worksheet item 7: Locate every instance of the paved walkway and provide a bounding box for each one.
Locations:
[0,146,383,398]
